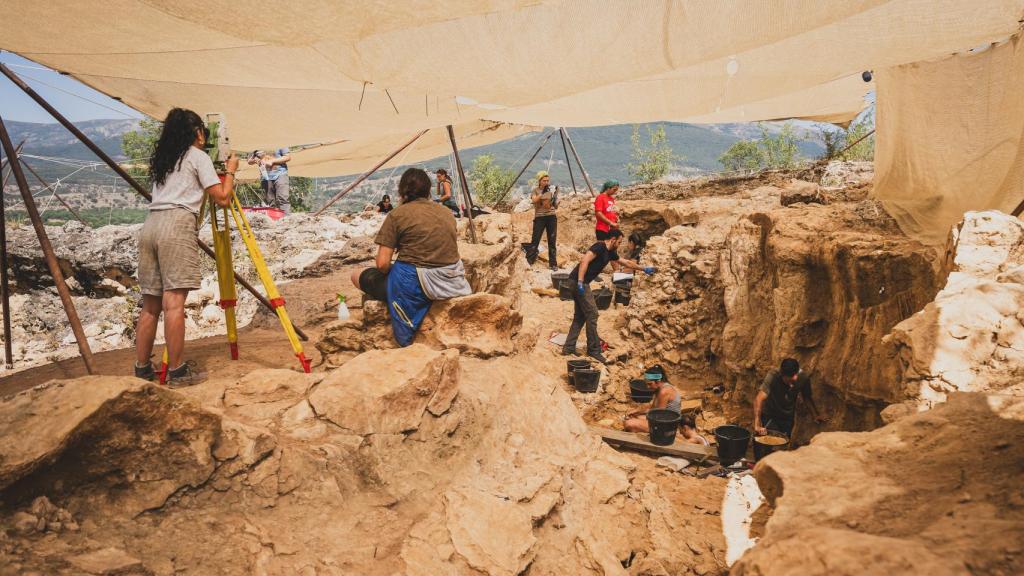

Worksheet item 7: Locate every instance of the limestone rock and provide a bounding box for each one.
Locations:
[779,179,824,206]
[445,486,537,576]
[734,393,1024,575]
[68,547,147,575]
[417,293,522,358]
[309,345,460,435]
[0,377,220,516]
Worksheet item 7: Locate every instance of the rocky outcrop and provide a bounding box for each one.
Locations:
[0,347,724,575]
[733,392,1024,575]
[460,213,526,307]
[625,186,942,437]
[882,211,1024,421]
[417,293,523,358]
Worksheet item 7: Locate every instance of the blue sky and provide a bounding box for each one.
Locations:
[0,52,143,123]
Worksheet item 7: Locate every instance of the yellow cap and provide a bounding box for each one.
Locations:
[536,170,549,180]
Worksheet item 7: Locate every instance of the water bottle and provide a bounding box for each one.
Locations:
[336,294,350,321]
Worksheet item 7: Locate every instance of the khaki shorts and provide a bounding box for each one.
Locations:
[138,208,201,296]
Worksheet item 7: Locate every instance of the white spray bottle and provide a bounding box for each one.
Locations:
[336,293,350,321]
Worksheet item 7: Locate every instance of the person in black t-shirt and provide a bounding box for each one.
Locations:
[561,229,654,364]
[753,358,827,437]
[376,194,394,214]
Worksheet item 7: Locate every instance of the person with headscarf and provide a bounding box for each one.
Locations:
[524,170,560,269]
[134,108,237,386]
[623,364,683,433]
[594,180,620,240]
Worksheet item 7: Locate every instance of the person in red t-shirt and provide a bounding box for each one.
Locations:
[594,180,620,240]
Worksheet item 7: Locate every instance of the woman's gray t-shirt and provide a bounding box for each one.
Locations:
[150,146,221,214]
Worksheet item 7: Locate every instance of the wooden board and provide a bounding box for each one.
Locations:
[589,426,717,461]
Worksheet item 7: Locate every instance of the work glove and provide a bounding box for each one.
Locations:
[577,282,585,295]
[643,266,656,275]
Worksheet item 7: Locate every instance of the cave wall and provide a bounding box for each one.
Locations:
[627,189,945,439]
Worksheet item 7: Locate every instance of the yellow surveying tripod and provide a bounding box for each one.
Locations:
[159,191,311,383]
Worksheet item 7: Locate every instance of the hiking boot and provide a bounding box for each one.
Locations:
[166,361,206,387]
[134,360,156,381]
[560,348,578,357]
[588,351,610,365]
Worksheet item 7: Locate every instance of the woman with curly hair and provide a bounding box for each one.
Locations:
[133,108,237,386]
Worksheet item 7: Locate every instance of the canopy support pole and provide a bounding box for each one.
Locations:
[0,62,309,341]
[494,130,556,207]
[446,125,477,244]
[559,128,578,195]
[0,114,95,374]
[314,129,429,216]
[0,149,18,370]
[561,128,594,197]
[20,158,88,225]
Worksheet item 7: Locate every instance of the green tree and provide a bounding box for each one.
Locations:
[468,154,516,206]
[627,124,680,183]
[817,112,875,162]
[288,176,314,212]
[718,140,763,172]
[120,118,161,188]
[757,121,800,169]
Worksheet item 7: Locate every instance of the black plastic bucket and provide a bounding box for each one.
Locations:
[629,379,655,402]
[551,271,570,290]
[594,287,613,310]
[752,431,790,462]
[714,425,752,466]
[647,409,681,446]
[566,359,592,377]
[613,279,632,306]
[558,280,575,301]
[573,369,601,393]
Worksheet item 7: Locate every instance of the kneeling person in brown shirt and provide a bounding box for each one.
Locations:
[350,168,471,344]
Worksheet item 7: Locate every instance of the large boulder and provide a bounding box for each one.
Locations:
[417,293,522,358]
[733,392,1024,575]
[883,211,1024,419]
[0,376,220,516]
[308,345,460,435]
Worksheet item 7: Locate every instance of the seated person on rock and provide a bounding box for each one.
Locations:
[350,168,471,346]
[562,229,653,364]
[678,413,709,446]
[753,358,827,438]
[623,365,681,432]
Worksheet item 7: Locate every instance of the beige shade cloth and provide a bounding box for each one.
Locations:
[236,121,539,178]
[2,1,1023,176]
[873,36,1024,245]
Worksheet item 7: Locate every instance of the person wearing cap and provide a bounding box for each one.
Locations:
[623,365,684,433]
[594,180,620,240]
[524,171,560,269]
[562,229,655,364]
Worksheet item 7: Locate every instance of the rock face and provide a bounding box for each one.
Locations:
[733,392,1024,575]
[883,211,1024,420]
[417,293,523,358]
[625,183,942,437]
[0,348,722,575]
[459,213,526,307]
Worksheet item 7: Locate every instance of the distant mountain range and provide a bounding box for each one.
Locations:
[3,118,826,192]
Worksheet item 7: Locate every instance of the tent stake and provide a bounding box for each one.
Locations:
[20,158,88,225]
[0,114,95,374]
[314,129,429,216]
[446,125,477,244]
[494,130,556,206]
[0,62,309,341]
[561,128,595,196]
[559,128,578,195]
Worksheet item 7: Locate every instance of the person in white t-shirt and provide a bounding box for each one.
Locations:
[133,108,237,386]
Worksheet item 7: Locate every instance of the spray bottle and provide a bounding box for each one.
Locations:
[336,293,350,321]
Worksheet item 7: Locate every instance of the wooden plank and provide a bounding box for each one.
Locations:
[589,426,717,461]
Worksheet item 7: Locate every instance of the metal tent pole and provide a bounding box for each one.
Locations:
[559,128,578,195]
[0,114,95,374]
[0,62,308,341]
[561,128,595,196]
[446,125,477,244]
[493,129,557,207]
[20,158,88,225]
[314,129,429,216]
